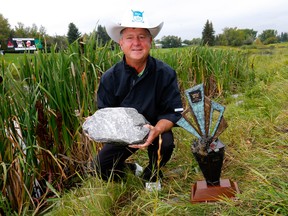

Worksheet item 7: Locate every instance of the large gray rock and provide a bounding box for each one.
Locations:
[82,107,150,145]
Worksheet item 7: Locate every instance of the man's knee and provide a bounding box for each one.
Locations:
[149,130,175,163]
[159,130,175,152]
[92,144,135,180]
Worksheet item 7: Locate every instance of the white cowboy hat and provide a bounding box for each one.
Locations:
[106,9,164,43]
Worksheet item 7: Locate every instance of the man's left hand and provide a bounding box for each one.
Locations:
[129,119,174,149]
[129,124,157,149]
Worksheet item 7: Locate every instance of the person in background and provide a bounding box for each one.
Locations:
[95,9,183,186]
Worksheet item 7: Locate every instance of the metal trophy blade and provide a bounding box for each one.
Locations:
[176,83,239,203]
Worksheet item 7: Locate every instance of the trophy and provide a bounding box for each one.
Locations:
[176,83,239,203]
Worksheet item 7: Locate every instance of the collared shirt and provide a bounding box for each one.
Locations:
[97,55,183,125]
[137,66,146,77]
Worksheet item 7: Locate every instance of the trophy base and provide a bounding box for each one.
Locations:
[191,179,240,203]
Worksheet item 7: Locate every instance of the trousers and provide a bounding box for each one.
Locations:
[94,130,175,181]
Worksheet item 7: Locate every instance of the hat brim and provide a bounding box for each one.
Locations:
[106,21,164,43]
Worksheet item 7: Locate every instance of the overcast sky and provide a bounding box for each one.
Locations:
[1,0,287,40]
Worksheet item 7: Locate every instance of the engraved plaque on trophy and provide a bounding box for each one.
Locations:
[176,83,239,203]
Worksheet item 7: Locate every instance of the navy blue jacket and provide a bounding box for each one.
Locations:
[97,55,183,126]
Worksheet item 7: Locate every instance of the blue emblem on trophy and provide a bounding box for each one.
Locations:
[176,83,239,203]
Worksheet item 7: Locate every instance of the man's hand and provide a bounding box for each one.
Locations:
[129,124,158,149]
[129,119,174,149]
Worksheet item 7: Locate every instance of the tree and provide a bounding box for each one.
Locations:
[29,23,38,37]
[29,24,47,38]
[258,29,279,45]
[216,27,257,46]
[47,35,69,51]
[190,38,202,45]
[241,29,257,45]
[96,25,110,45]
[160,35,182,48]
[13,22,30,37]
[0,14,11,49]
[38,25,48,38]
[279,32,288,42]
[202,20,215,46]
[67,23,81,44]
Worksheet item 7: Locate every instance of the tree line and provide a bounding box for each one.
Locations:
[201,20,288,47]
[156,20,287,48]
[1,13,287,51]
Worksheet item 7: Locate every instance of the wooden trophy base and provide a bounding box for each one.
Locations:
[191,179,240,203]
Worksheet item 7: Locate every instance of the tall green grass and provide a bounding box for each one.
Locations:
[0,33,252,215]
[0,33,121,215]
[152,46,254,97]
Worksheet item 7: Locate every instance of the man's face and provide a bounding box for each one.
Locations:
[119,28,152,63]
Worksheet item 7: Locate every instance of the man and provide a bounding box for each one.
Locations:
[95,9,183,184]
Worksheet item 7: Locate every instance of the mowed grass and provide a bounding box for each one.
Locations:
[1,53,26,65]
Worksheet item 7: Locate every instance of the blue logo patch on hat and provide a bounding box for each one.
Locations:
[131,10,144,23]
